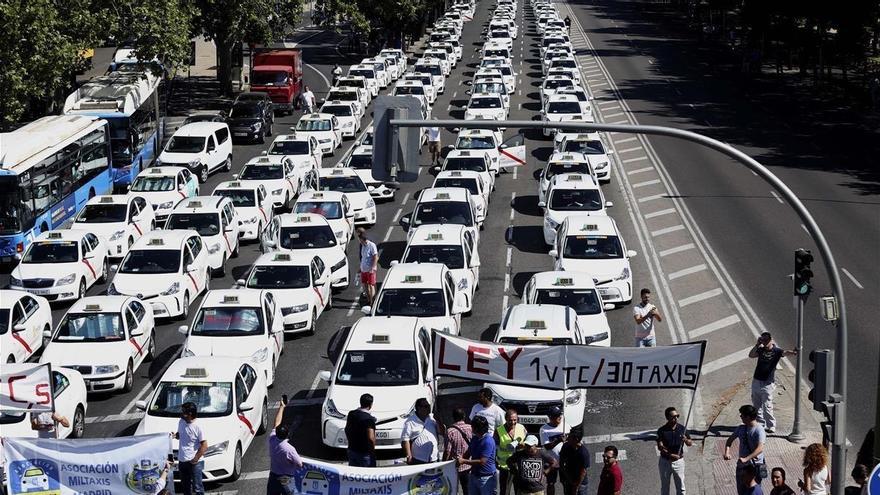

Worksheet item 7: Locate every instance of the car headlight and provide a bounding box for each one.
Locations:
[366,198,375,208]
[272,188,284,195]
[94,365,120,374]
[595,161,609,170]
[545,217,558,229]
[161,282,180,295]
[158,201,175,210]
[343,122,354,128]
[585,332,609,344]
[207,242,222,254]
[318,138,331,144]
[324,398,345,419]
[331,258,346,272]
[56,273,76,286]
[9,275,22,287]
[109,230,126,241]
[182,348,195,357]
[565,389,582,404]
[241,216,258,224]
[188,158,202,168]
[614,266,631,281]
[334,230,344,239]
[283,304,310,315]
[251,122,262,130]
[251,347,269,363]
[204,440,229,457]
[107,283,120,295]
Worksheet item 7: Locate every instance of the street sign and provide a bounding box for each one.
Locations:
[819,295,839,321]
[868,462,880,494]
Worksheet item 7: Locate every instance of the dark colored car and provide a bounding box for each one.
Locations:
[228,93,274,143]
[182,111,228,125]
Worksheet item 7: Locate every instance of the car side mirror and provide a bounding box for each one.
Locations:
[360,305,372,315]
[178,325,188,335]
[13,324,26,333]
[390,260,399,267]
[224,226,234,233]
[264,240,276,249]
[318,370,332,382]
[235,278,246,287]
[538,201,546,208]
[316,275,328,285]
[186,264,196,273]
[465,89,472,95]
[548,249,558,257]
[471,260,481,268]
[42,329,52,338]
[605,201,614,208]
[399,214,411,229]
[452,293,468,314]
[130,330,144,337]
[261,150,268,156]
[367,185,376,192]
[135,400,147,411]
[606,150,614,155]
[603,303,616,311]
[239,402,254,413]
[627,250,638,257]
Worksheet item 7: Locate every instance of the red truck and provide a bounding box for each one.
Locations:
[250,49,303,114]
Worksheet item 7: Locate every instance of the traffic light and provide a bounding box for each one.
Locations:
[793,248,813,296]
[808,349,834,412]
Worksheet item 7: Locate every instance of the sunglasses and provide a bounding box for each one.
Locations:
[668,415,680,419]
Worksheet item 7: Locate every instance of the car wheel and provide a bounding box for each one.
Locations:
[257,398,269,434]
[198,165,209,183]
[232,239,240,258]
[146,333,156,361]
[229,444,243,481]
[307,310,317,336]
[223,156,233,173]
[179,292,190,321]
[78,279,86,300]
[122,360,133,393]
[70,406,85,439]
[215,254,226,277]
[99,258,109,283]
[257,129,265,144]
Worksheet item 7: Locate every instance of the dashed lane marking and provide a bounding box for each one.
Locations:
[659,243,696,257]
[631,179,661,188]
[678,288,724,307]
[627,166,654,176]
[604,111,625,119]
[643,208,677,219]
[841,268,864,289]
[622,156,649,164]
[689,315,742,339]
[769,190,784,204]
[637,193,666,203]
[614,136,638,144]
[651,225,685,237]
[667,263,708,280]
[617,147,643,154]
[702,346,753,374]
[598,100,619,107]
[382,225,394,243]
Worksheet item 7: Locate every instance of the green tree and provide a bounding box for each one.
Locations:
[105,0,195,76]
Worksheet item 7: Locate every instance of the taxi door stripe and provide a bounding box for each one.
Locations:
[129,337,144,357]
[312,287,324,308]
[132,222,143,236]
[223,232,232,252]
[82,259,97,279]
[259,208,267,222]
[237,413,255,434]
[273,333,282,353]
[186,272,199,292]
[11,331,33,354]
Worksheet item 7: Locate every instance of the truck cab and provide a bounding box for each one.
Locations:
[250,50,303,115]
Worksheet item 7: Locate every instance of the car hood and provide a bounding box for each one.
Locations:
[237,178,288,191]
[228,117,261,126]
[343,192,372,210]
[558,258,628,279]
[184,334,273,360]
[328,384,425,420]
[70,222,126,240]
[585,154,612,166]
[135,413,245,447]
[13,262,81,280]
[159,151,200,165]
[112,272,182,297]
[489,384,562,402]
[40,341,129,368]
[575,313,612,338]
[352,169,379,184]
[137,190,188,205]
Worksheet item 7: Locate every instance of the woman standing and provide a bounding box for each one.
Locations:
[798,443,831,494]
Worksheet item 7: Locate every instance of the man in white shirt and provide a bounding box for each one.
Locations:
[540,406,565,495]
[401,398,442,464]
[301,86,316,113]
[357,227,378,305]
[426,119,442,166]
[176,402,207,495]
[30,411,70,439]
[469,387,506,434]
[633,287,663,347]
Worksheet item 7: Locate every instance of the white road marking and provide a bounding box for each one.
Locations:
[305,371,323,399]
[305,63,330,89]
[622,156,649,164]
[392,208,402,223]
[447,104,453,112]
[598,100,619,107]
[614,136,637,144]
[382,225,393,242]
[651,225,685,237]
[346,300,359,316]
[701,346,753,374]
[841,268,864,289]
[643,208,677,219]
[678,288,723,307]
[617,147,643,154]
[452,91,457,98]
[627,166,654,176]
[604,111,625,119]
[769,190,784,204]
[400,192,410,205]
[668,263,708,280]
[689,315,742,339]
[659,243,696,257]
[631,179,661,188]
[637,193,666,203]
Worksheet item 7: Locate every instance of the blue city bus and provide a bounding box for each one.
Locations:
[63,71,163,192]
[0,115,113,263]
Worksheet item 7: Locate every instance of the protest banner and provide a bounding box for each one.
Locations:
[293,457,458,495]
[3,433,170,495]
[1,363,54,413]
[433,332,706,390]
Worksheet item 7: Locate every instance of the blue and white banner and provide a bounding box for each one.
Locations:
[3,433,170,495]
[293,457,458,495]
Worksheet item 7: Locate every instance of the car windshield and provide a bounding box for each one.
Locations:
[149,381,232,417]
[322,105,353,117]
[293,201,342,220]
[327,91,357,101]
[214,189,256,207]
[346,154,372,169]
[229,103,260,118]
[130,176,175,192]
[549,189,602,211]
[444,157,487,172]
[552,59,577,68]
[336,350,419,386]
[269,140,309,155]
[119,249,180,274]
[240,164,283,180]
[413,201,473,227]
[470,97,502,109]
[296,119,332,132]
[548,101,582,114]
[166,213,220,237]
[0,309,8,335]
[279,226,337,249]
[404,245,465,269]
[190,307,263,336]
[395,86,424,95]
[405,76,431,86]
[416,66,441,76]
[563,140,605,155]
[22,241,78,264]
[485,50,508,58]
[349,69,375,79]
[54,313,124,342]
[359,132,374,145]
[76,204,127,223]
[321,176,366,193]
[563,235,623,259]
[375,288,446,316]
[546,162,590,179]
[498,66,513,76]
[535,288,602,315]
[252,71,289,86]
[544,79,573,90]
[455,136,495,150]
[165,136,206,153]
[481,59,503,68]
[434,178,479,195]
[474,83,506,94]
[247,264,310,289]
[338,79,365,89]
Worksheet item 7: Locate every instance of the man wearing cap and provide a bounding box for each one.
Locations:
[508,435,558,495]
[539,407,565,495]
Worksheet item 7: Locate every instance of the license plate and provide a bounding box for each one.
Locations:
[376,430,391,439]
[234,132,248,137]
[29,289,50,295]
[601,295,614,300]
[518,416,546,425]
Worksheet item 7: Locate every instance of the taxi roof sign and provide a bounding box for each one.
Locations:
[149,168,163,174]
[566,175,583,181]
[580,224,598,231]
[427,233,444,241]
[311,192,324,198]
[273,253,292,261]
[83,304,102,312]
[449,171,462,176]
[403,275,423,283]
[553,278,574,286]
[524,320,547,329]
[99,196,115,203]
[331,169,345,175]
[47,232,63,239]
[148,238,164,246]
[182,368,208,378]
[187,201,203,208]
[370,334,390,344]
[294,215,311,223]
[222,295,239,304]
[434,193,451,200]
[227,181,242,187]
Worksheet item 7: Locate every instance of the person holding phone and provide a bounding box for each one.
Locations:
[267,396,302,495]
[748,332,797,433]
[633,288,663,347]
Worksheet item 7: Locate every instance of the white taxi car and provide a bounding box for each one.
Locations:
[556,133,614,183]
[538,152,595,204]
[401,187,482,239]
[267,133,323,173]
[541,174,612,245]
[236,155,303,211]
[180,290,284,387]
[470,78,510,108]
[438,149,495,194]
[413,60,446,95]
[1,290,51,364]
[432,170,489,224]
[540,76,580,107]
[361,57,392,87]
[549,216,637,305]
[134,357,269,482]
[237,252,331,335]
[40,296,155,393]
[399,225,480,315]
[319,317,436,449]
[292,191,354,244]
[401,73,438,104]
[490,304,586,429]
[294,113,342,156]
[339,145,396,200]
[318,168,377,226]
[108,230,210,320]
[10,230,109,302]
[0,367,88,439]
[326,86,367,116]
[212,181,274,241]
[464,93,508,122]
[260,213,350,291]
[347,65,381,97]
[362,262,467,334]
[523,271,614,346]
[542,94,592,136]
[166,196,240,277]
[453,129,505,176]
[320,101,361,138]
[422,50,452,75]
[128,166,199,225]
[71,195,155,259]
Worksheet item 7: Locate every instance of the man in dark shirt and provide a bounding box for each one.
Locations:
[748,332,796,434]
[559,426,590,495]
[597,445,623,495]
[507,435,557,495]
[657,406,693,495]
[345,393,376,466]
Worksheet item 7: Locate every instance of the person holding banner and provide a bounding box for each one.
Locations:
[176,402,207,495]
[495,409,527,495]
[656,406,693,495]
[401,398,442,464]
[268,399,303,495]
[30,411,69,438]
[457,415,498,495]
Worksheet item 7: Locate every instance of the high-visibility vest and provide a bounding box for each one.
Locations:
[495,423,526,469]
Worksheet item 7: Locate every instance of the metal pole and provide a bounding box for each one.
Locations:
[390,118,850,494]
[789,295,806,442]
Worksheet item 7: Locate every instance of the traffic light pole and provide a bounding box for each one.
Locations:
[789,294,806,442]
[388,118,850,495]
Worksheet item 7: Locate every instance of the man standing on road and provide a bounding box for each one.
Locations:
[458,416,498,495]
[401,398,442,464]
[444,407,474,495]
[597,446,623,495]
[332,64,343,86]
[559,426,590,495]
[267,399,303,495]
[748,332,796,433]
[540,407,565,495]
[31,411,70,439]
[301,85,316,114]
[633,288,663,347]
[176,402,207,495]
[469,387,506,434]
[495,409,527,495]
[357,227,378,305]
[724,405,767,495]
[507,435,557,495]
[426,120,442,166]
[657,407,692,495]
[345,393,377,467]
